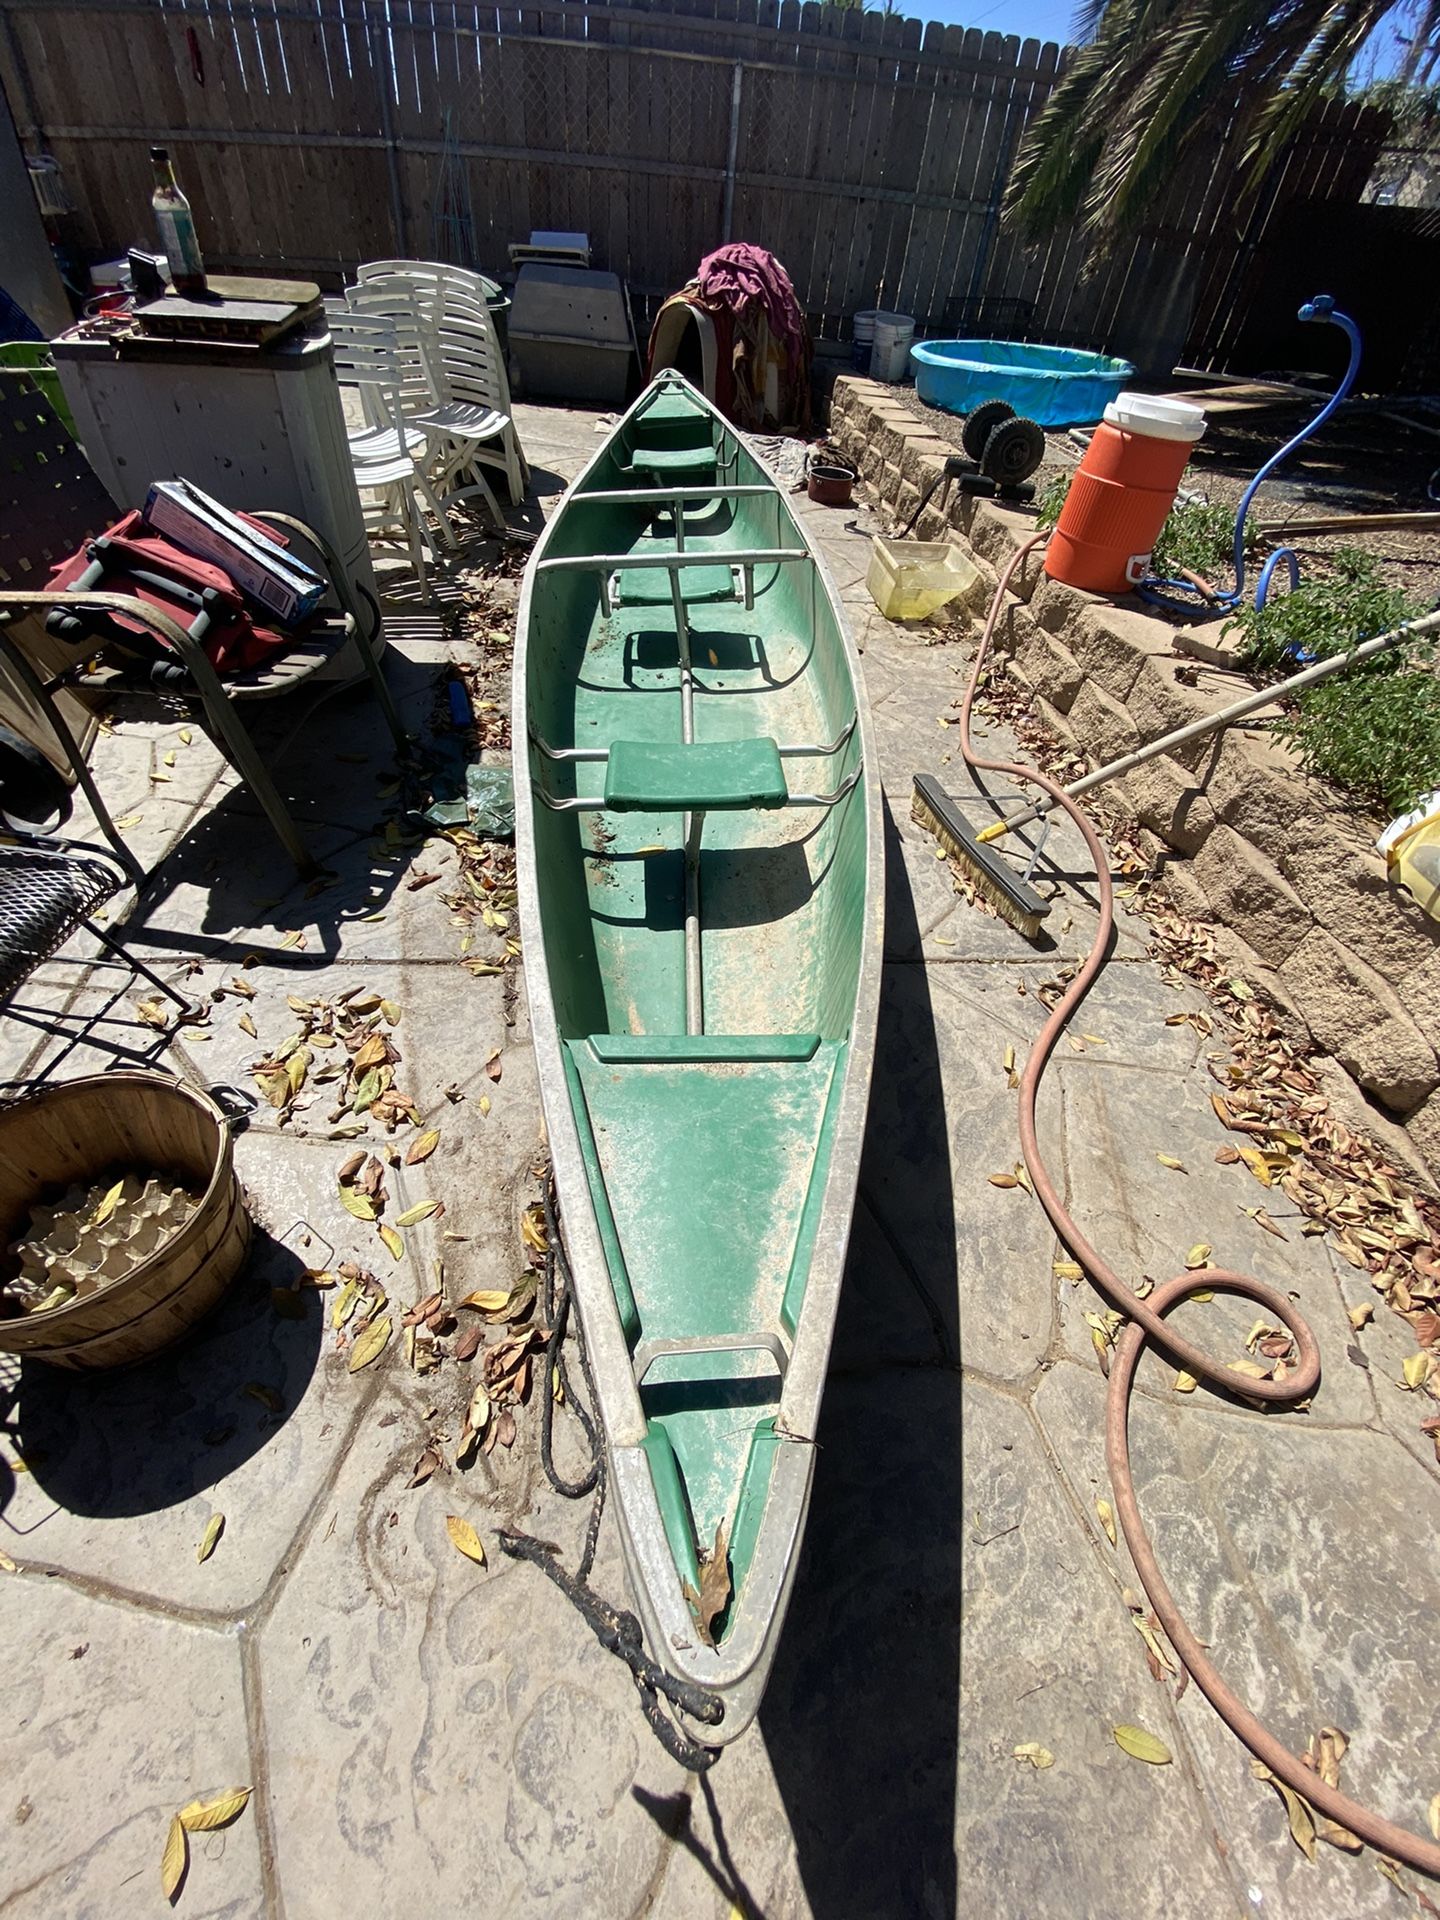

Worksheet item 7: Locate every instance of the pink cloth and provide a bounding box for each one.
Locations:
[695,243,807,358]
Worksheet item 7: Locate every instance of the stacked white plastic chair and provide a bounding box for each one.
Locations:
[325,305,459,597]
[354,260,529,509]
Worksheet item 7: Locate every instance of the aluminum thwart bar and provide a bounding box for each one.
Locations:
[568,486,776,504]
[536,547,808,572]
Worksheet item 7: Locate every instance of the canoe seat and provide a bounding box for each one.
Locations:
[604,737,787,812]
[611,562,737,607]
[625,444,716,477]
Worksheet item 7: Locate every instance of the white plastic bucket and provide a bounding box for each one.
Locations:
[1103,391,1206,443]
[851,308,880,370]
[869,312,915,384]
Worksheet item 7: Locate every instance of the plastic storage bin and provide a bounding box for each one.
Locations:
[866,536,979,621]
[509,265,632,407]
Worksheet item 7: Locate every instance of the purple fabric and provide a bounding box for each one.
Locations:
[695,243,806,357]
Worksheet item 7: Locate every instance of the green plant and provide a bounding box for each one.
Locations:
[1278,663,1440,817]
[1151,499,1259,584]
[1003,0,1438,248]
[1226,547,1421,671]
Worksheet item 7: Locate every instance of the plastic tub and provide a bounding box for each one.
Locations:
[870,313,915,384]
[909,339,1135,428]
[866,536,979,621]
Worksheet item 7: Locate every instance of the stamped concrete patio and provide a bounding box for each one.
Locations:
[2,401,1437,1920]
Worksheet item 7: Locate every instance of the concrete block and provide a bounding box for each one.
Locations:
[898,435,953,488]
[1281,841,1440,988]
[1203,728,1322,866]
[1035,695,1079,752]
[1067,601,1180,705]
[1190,824,1312,965]
[1279,928,1440,1113]
[1119,752,1218,856]
[1404,1088,1440,1184]
[1125,654,1220,760]
[1006,613,1085,714]
[1067,679,1141,765]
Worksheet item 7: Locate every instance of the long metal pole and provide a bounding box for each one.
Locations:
[720,61,743,243]
[981,608,1440,843]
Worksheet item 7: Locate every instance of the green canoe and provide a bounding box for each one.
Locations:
[514,373,882,1741]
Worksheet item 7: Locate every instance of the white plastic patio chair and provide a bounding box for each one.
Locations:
[354,261,529,508]
[326,309,459,595]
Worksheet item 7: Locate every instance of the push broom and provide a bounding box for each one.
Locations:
[914,592,1440,939]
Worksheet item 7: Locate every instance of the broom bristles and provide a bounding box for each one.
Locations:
[911,775,1050,940]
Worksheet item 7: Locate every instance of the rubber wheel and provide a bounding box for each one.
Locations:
[981,415,1046,486]
[961,400,1015,464]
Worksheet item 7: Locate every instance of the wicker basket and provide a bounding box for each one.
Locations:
[0,1073,250,1369]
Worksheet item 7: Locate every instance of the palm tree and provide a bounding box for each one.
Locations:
[1004,0,1440,245]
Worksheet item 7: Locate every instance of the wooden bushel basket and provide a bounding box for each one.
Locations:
[0,1073,251,1369]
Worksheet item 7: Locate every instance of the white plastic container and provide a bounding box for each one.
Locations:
[1102,391,1206,443]
[869,312,916,384]
[866,536,979,621]
[851,309,880,370]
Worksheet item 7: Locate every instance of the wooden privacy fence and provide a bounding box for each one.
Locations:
[0,0,1387,369]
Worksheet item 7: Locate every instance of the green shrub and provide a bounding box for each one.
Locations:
[1226,547,1420,672]
[1278,665,1440,819]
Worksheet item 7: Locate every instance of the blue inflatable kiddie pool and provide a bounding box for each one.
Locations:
[909,340,1135,429]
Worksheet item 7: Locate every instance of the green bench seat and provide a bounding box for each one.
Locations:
[626,443,717,476]
[612,561,735,606]
[604,736,787,812]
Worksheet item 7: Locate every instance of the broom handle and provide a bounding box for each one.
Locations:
[982,608,1440,841]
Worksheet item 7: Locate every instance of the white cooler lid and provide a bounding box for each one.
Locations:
[1104,391,1206,442]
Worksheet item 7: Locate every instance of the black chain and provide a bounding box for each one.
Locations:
[497,1168,724,1770]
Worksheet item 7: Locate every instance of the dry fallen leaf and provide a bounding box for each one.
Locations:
[1252,1759,1317,1861]
[1095,1496,1117,1546]
[1347,1302,1375,1331]
[178,1786,252,1832]
[91,1178,125,1229]
[989,1172,1020,1189]
[348,1314,392,1371]
[161,1812,187,1901]
[1013,1742,1055,1770]
[1402,1352,1434,1391]
[406,1128,441,1165]
[484,1051,503,1083]
[1184,1243,1212,1269]
[460,1288,511,1314]
[1053,1259,1084,1282]
[377,1224,404,1263]
[340,1188,377,1221]
[1112,1724,1172,1765]
[196,1512,224,1563]
[395,1200,439,1228]
[1172,1369,1199,1394]
[681,1522,732,1648]
[1156,1154,1187,1173]
[445,1513,487,1565]
[1428,1791,1440,1844]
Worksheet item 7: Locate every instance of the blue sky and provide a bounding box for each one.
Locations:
[917,0,1076,46]
[909,0,1411,77]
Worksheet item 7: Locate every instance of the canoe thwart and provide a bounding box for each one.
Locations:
[632,1330,789,1386]
[586,1032,822,1065]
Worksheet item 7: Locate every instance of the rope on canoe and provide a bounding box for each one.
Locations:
[497,1167,725,1771]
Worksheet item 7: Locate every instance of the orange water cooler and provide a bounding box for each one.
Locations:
[1044,393,1206,594]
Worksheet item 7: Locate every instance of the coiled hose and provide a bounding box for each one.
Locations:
[1140,296,1364,616]
[964,531,1440,1878]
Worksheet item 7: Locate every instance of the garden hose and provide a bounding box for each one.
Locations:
[1140,296,1364,616]
[961,531,1440,1881]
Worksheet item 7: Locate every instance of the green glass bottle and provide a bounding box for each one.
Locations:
[149,146,207,297]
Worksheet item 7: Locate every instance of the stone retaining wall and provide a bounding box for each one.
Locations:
[830,374,1440,1183]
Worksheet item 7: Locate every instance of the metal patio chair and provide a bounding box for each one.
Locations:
[0,368,407,877]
